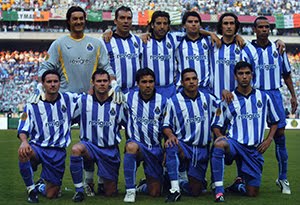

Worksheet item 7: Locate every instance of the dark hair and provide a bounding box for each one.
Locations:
[234,61,253,75]
[217,12,240,35]
[181,68,197,80]
[149,11,170,33]
[254,16,268,27]
[66,6,86,31]
[41,70,61,82]
[92,69,110,81]
[115,6,132,20]
[182,11,202,26]
[135,68,155,83]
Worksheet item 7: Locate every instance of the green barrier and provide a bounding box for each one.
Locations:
[8,118,19,129]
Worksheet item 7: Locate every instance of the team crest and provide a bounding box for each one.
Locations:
[203,43,208,50]
[61,105,67,112]
[167,42,172,49]
[203,102,207,110]
[235,47,240,54]
[257,100,263,108]
[134,42,139,48]
[86,43,94,51]
[110,108,116,116]
[273,51,278,58]
[20,112,28,121]
[154,106,161,114]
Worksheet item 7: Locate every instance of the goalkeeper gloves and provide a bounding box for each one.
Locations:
[27,83,45,104]
[108,80,125,104]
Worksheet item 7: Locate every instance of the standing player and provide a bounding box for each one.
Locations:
[243,16,298,194]
[123,68,168,202]
[163,68,219,202]
[101,6,142,93]
[176,11,212,92]
[211,61,280,202]
[17,70,78,203]
[33,6,122,102]
[69,69,124,202]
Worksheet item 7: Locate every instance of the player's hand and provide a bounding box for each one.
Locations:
[18,141,32,160]
[276,39,286,54]
[164,135,178,148]
[290,96,298,114]
[257,137,273,154]
[102,29,113,43]
[222,89,234,103]
[27,83,45,104]
[235,34,246,48]
[109,80,125,104]
[210,33,221,48]
[140,32,151,44]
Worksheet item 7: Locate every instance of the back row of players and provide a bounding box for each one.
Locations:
[17,5,298,203]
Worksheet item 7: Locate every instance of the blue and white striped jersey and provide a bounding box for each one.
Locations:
[176,35,212,88]
[101,33,143,90]
[243,40,291,90]
[17,92,78,148]
[142,32,182,86]
[124,90,168,146]
[74,94,124,147]
[163,91,219,146]
[210,39,248,99]
[212,89,280,146]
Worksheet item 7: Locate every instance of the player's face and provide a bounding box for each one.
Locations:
[68,11,85,33]
[114,10,132,34]
[43,74,60,95]
[93,74,110,95]
[138,75,155,99]
[235,67,252,88]
[152,17,169,39]
[181,71,199,93]
[254,19,270,41]
[221,16,236,37]
[184,16,201,35]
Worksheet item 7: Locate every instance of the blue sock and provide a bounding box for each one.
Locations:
[124,153,136,189]
[70,156,84,192]
[211,148,225,194]
[274,135,288,180]
[179,180,191,195]
[19,161,34,187]
[165,146,179,181]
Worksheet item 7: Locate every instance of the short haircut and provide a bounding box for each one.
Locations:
[135,68,155,83]
[181,68,197,80]
[182,11,202,26]
[66,6,86,31]
[149,11,170,33]
[254,16,268,27]
[115,6,132,20]
[92,69,110,81]
[217,12,240,35]
[234,61,253,75]
[41,70,61,82]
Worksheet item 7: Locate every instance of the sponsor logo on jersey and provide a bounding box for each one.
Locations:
[150,54,171,61]
[89,120,112,127]
[46,119,66,127]
[238,112,260,120]
[185,54,207,61]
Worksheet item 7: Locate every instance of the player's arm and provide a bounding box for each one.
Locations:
[283,73,298,114]
[163,127,178,148]
[162,101,178,147]
[257,123,277,154]
[199,29,221,48]
[18,132,32,160]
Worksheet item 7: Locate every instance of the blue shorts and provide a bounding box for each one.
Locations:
[82,141,120,181]
[225,139,264,187]
[127,139,164,181]
[156,84,176,98]
[178,141,209,181]
[31,143,66,186]
[264,89,286,128]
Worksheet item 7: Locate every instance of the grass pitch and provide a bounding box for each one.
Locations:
[0,129,299,205]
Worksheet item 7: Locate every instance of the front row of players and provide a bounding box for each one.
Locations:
[18,63,280,203]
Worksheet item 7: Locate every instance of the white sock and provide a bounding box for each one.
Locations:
[170,180,180,192]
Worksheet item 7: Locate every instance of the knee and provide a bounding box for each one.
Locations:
[125,142,139,154]
[46,186,60,199]
[71,144,84,156]
[148,188,160,197]
[246,186,259,197]
[103,181,118,197]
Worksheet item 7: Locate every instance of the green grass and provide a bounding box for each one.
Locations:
[0,129,299,205]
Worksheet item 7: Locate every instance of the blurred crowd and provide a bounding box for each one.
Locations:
[1,0,300,15]
[1,49,300,118]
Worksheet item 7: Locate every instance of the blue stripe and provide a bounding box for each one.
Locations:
[103,102,111,147]
[91,99,98,145]
[82,96,88,141]
[116,38,127,88]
